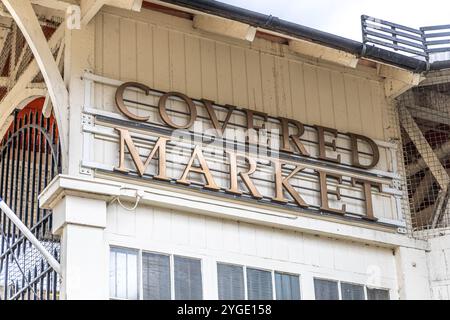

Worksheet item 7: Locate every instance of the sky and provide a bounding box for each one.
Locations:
[220,0,450,41]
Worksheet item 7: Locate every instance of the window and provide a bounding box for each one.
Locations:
[217,263,245,300]
[174,256,203,300]
[109,247,390,301]
[142,252,170,300]
[109,247,203,300]
[367,288,390,300]
[275,272,301,300]
[341,282,364,300]
[314,278,390,300]
[314,279,339,300]
[217,262,301,300]
[109,247,138,299]
[246,268,273,300]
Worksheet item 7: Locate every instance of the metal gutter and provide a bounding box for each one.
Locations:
[429,59,450,71]
[156,0,450,72]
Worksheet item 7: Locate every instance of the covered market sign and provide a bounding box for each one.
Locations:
[89,79,395,223]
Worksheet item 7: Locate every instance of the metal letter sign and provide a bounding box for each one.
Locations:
[112,82,383,221]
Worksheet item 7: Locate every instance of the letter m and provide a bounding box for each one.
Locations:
[115,128,169,180]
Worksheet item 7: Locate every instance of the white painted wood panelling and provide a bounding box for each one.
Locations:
[92,9,393,141]
[83,118,400,221]
[79,8,405,224]
[427,235,450,299]
[105,203,399,299]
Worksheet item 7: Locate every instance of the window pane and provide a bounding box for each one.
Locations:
[174,256,203,300]
[127,253,137,298]
[275,272,301,300]
[367,288,390,300]
[341,282,364,300]
[247,268,273,300]
[314,279,339,300]
[109,247,138,299]
[217,263,245,300]
[142,252,171,300]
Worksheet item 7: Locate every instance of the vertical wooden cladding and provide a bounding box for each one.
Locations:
[93,11,391,141]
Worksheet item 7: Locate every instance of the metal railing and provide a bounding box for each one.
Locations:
[0,106,61,300]
[421,24,450,55]
[0,198,60,274]
[0,198,60,300]
[361,15,450,62]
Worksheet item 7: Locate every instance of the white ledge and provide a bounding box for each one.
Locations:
[39,174,429,250]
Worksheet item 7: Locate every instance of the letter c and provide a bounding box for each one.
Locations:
[115,82,151,121]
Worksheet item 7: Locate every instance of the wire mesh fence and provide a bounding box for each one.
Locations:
[397,73,450,239]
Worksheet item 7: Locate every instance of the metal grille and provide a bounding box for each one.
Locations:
[361,15,428,59]
[397,73,450,238]
[361,15,450,61]
[0,100,61,300]
[421,25,450,56]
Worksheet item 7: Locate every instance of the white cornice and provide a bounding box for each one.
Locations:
[39,174,429,251]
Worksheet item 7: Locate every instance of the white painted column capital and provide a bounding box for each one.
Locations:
[45,186,110,299]
[52,195,107,234]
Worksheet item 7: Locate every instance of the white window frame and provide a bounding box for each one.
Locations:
[109,246,140,300]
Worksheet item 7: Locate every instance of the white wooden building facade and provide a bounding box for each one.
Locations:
[1,0,450,300]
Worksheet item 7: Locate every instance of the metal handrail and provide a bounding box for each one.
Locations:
[0,197,61,276]
[0,212,54,261]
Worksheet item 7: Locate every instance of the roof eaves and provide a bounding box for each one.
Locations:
[156,0,450,72]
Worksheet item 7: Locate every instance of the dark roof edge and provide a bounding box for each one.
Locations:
[157,0,450,72]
